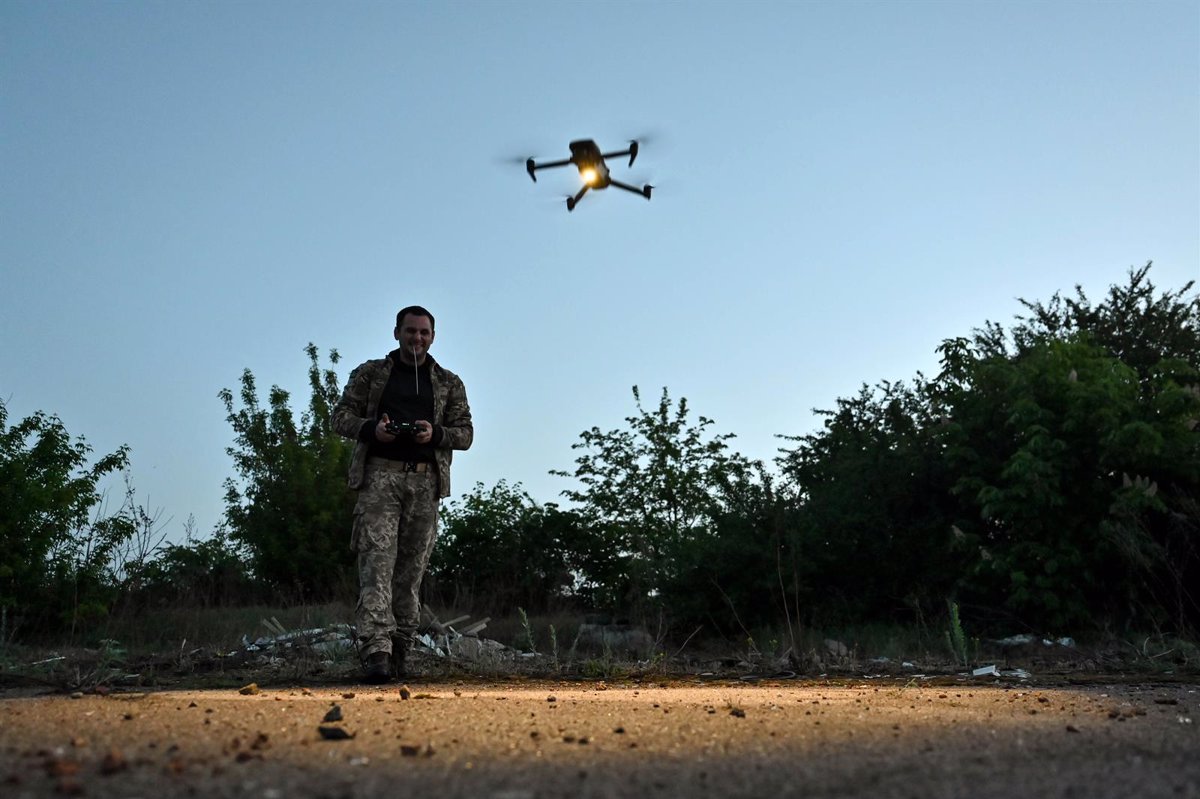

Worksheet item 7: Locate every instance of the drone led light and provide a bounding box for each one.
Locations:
[580,167,597,185]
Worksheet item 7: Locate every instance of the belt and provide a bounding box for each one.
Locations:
[366,457,433,473]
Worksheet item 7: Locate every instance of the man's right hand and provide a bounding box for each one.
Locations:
[375,414,398,442]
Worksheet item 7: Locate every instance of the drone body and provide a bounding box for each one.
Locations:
[525,139,652,212]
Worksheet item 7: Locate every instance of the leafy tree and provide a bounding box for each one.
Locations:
[0,398,132,638]
[773,378,962,627]
[931,265,1199,631]
[218,344,355,601]
[936,328,1199,631]
[428,480,587,615]
[552,386,757,616]
[136,529,260,609]
[654,462,797,639]
[1007,262,1199,379]
[764,263,1198,634]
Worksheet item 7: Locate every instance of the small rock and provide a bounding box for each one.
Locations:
[238,683,260,696]
[323,706,343,722]
[399,686,411,700]
[729,708,746,718]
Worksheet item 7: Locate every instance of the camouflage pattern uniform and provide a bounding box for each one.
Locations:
[332,353,472,658]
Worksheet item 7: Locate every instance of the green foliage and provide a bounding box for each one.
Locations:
[0,399,133,638]
[945,600,968,667]
[552,386,758,614]
[651,463,796,637]
[136,529,261,608]
[518,607,536,653]
[428,480,586,614]
[218,344,355,601]
[775,379,962,625]
[935,265,1199,631]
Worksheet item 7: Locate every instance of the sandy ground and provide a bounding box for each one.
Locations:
[1,677,1197,799]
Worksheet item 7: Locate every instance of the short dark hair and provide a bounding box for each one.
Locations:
[396,305,435,331]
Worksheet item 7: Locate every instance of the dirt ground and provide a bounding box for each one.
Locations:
[1,676,1197,799]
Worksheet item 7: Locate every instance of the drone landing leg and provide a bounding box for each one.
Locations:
[567,185,589,212]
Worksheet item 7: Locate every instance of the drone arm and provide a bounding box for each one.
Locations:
[527,157,573,183]
[609,179,652,200]
[566,184,590,212]
[601,140,639,167]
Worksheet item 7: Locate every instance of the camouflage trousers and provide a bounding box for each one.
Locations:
[351,462,439,657]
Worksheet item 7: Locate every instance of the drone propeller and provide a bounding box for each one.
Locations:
[497,152,551,183]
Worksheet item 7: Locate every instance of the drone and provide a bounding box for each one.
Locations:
[525,139,653,212]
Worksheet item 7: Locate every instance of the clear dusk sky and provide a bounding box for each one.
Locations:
[2,1,1197,541]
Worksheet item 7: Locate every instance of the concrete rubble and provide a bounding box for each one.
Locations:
[237,612,520,665]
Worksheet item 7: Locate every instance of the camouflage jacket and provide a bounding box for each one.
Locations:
[332,352,473,498]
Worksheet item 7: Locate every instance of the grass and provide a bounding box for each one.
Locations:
[97,601,356,654]
[3,601,1197,690]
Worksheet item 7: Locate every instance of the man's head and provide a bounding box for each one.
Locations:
[394,305,435,365]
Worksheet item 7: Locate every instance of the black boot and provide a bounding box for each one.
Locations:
[362,651,391,684]
[390,636,409,679]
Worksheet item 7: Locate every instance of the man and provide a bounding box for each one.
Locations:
[333,305,473,683]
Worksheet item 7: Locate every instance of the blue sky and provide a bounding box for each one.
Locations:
[2,0,1197,540]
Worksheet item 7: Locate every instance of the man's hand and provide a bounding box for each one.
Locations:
[375,414,398,442]
[375,415,432,444]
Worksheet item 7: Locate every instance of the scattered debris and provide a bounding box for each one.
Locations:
[239,683,261,695]
[242,622,355,657]
[824,640,850,659]
[992,634,1076,649]
[31,655,67,666]
[233,610,521,669]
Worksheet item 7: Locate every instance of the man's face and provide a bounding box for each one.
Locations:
[395,313,435,363]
